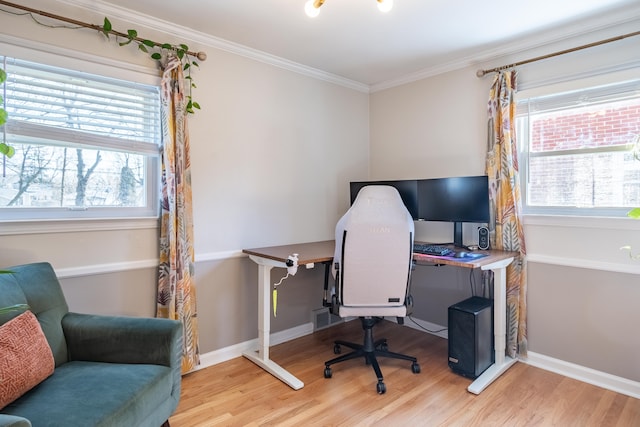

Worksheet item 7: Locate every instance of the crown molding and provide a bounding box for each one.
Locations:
[56,0,370,93]
[55,0,640,94]
[372,5,640,92]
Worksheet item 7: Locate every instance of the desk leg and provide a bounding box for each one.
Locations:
[467,264,517,394]
[242,263,305,390]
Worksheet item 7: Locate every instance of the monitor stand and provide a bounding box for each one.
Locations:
[453,222,472,251]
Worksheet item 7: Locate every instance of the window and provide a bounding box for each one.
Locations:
[516,79,640,217]
[0,57,161,220]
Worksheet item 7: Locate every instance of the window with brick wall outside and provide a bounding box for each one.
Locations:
[516,79,640,217]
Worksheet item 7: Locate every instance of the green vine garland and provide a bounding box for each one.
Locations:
[101,17,201,114]
[0,67,13,158]
[0,16,203,158]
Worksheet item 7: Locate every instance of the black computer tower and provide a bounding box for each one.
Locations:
[448,296,494,379]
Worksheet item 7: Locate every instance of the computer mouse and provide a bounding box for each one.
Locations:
[454,251,467,258]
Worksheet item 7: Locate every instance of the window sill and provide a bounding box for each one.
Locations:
[522,214,640,231]
[0,217,159,236]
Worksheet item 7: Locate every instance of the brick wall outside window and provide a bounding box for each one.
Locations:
[531,100,640,152]
[522,97,640,212]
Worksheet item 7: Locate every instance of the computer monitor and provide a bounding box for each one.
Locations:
[349,180,420,220]
[418,175,490,248]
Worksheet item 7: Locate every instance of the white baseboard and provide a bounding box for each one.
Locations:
[523,351,640,399]
[195,322,314,371]
[195,318,437,371]
[404,319,640,399]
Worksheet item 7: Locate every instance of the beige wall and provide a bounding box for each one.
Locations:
[370,67,488,180]
[528,263,640,381]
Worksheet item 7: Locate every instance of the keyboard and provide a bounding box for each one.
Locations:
[413,243,454,256]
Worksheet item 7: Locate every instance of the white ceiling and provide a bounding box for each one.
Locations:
[69,0,639,89]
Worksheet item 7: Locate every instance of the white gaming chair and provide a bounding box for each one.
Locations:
[324,185,420,394]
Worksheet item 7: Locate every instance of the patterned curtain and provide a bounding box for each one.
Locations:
[485,70,528,358]
[157,55,199,372]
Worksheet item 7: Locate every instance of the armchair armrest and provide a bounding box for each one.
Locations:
[62,312,182,368]
[0,414,32,426]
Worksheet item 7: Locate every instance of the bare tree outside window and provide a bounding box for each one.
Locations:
[0,56,160,220]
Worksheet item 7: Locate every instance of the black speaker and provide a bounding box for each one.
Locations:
[478,226,489,250]
[448,296,493,379]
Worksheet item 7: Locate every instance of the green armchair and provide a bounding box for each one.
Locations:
[0,262,182,427]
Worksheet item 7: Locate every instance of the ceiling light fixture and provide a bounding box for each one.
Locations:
[377,0,394,13]
[305,0,393,18]
[304,0,324,18]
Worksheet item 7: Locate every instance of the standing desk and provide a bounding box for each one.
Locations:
[242,241,335,391]
[242,240,516,394]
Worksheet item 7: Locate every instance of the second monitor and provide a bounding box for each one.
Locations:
[418,175,490,248]
[350,175,490,248]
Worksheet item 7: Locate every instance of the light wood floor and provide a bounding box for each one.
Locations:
[170,320,640,426]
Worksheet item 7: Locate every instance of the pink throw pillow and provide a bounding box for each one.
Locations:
[0,310,55,409]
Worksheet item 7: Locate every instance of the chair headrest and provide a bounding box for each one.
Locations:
[352,185,403,204]
[350,185,409,220]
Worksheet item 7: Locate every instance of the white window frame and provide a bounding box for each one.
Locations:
[0,54,162,223]
[516,76,640,218]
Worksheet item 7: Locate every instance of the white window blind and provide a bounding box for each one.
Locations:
[0,56,162,220]
[4,57,160,147]
[521,80,640,117]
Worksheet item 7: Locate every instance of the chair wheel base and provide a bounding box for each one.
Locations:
[324,367,332,378]
[323,318,419,393]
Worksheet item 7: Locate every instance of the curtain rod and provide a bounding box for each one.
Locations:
[0,0,207,61]
[476,29,640,77]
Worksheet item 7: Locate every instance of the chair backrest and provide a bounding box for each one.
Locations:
[0,262,70,366]
[334,185,414,309]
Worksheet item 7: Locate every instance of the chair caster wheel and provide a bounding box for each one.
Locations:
[411,362,421,374]
[376,381,386,394]
[333,344,341,354]
[324,367,332,378]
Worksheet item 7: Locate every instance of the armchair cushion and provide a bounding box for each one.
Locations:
[0,311,54,410]
[3,362,176,427]
[1,361,174,427]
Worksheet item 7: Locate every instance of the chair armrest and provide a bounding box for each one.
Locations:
[62,312,182,367]
[0,415,32,427]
